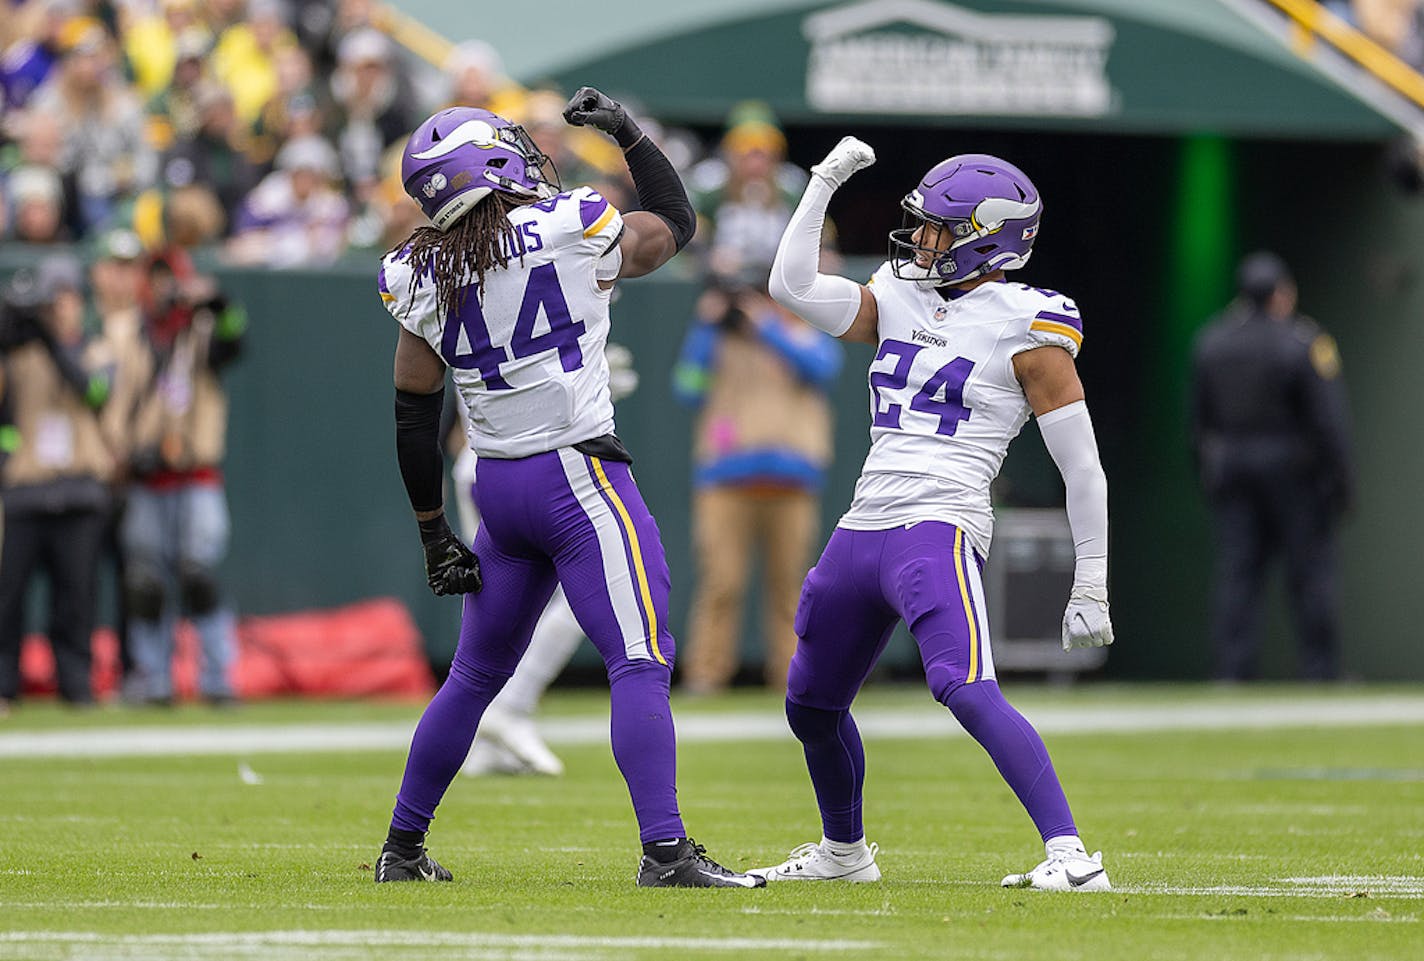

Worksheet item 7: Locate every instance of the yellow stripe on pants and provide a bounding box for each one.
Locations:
[953,528,980,683]
[590,457,666,666]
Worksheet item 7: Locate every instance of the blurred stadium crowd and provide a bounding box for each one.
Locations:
[1,0,625,262]
[0,0,810,267]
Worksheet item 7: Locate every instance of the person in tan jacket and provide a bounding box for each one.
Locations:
[0,256,114,709]
[86,228,152,685]
[118,245,245,705]
[673,280,842,692]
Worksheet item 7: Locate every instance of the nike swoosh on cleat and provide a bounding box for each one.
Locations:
[700,869,758,887]
[1066,868,1104,887]
[773,866,860,880]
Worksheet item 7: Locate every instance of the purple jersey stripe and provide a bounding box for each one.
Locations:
[579,194,610,231]
[1034,309,1083,333]
[377,266,390,294]
[582,455,656,659]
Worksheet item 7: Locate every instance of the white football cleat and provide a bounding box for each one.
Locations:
[747,840,881,883]
[1001,850,1110,892]
[460,738,529,777]
[477,708,564,776]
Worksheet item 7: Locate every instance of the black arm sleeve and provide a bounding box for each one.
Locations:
[439,388,460,454]
[623,137,696,252]
[394,387,445,514]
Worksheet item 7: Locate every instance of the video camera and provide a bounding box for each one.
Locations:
[0,269,48,352]
[704,270,772,334]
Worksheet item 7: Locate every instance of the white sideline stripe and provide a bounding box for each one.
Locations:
[1119,885,1424,900]
[0,930,877,951]
[1120,875,1424,899]
[2,697,1424,758]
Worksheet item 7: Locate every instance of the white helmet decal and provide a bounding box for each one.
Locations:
[410,120,500,161]
[970,196,1042,234]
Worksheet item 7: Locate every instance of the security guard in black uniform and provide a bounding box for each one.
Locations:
[1190,252,1353,682]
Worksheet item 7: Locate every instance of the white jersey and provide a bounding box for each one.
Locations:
[838,264,1084,555]
[379,186,625,458]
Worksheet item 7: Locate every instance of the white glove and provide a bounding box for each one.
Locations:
[810,136,876,190]
[1062,586,1114,651]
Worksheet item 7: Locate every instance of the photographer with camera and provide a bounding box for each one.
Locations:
[672,275,843,694]
[119,245,246,706]
[0,256,115,711]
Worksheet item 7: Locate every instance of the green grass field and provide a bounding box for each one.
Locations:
[2,685,1421,960]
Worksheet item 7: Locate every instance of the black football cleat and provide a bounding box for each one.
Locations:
[635,838,765,888]
[374,847,453,883]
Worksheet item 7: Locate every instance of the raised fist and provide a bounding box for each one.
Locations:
[563,86,628,137]
[811,136,876,190]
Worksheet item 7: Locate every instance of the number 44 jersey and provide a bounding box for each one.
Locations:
[379,186,625,458]
[838,262,1085,556]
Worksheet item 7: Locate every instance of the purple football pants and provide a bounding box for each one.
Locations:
[786,522,1077,844]
[391,448,684,843]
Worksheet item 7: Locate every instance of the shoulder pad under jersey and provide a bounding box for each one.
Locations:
[378,247,438,335]
[1015,284,1084,358]
[518,186,624,254]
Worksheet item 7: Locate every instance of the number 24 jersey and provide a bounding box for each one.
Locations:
[838,262,1085,556]
[379,186,625,459]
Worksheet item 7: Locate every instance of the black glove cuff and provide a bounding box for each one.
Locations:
[612,111,644,150]
[417,514,452,546]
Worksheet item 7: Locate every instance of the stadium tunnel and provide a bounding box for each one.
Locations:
[376,0,1424,681]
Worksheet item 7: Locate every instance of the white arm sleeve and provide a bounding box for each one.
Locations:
[767,176,862,337]
[1037,400,1109,594]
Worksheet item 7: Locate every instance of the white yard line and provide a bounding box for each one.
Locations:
[2,696,1424,759]
[0,930,879,957]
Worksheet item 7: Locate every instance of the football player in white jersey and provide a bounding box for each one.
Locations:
[450,344,639,778]
[372,88,761,888]
[748,138,1114,891]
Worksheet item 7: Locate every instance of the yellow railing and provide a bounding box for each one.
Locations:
[376,3,454,69]
[1263,0,1424,110]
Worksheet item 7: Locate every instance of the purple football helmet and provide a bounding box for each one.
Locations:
[401,107,559,231]
[889,154,1042,287]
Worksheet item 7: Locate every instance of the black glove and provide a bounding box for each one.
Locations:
[418,515,482,596]
[563,86,642,148]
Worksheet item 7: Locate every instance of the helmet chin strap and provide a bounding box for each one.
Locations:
[480,169,550,199]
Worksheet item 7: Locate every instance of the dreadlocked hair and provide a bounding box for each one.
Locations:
[389,193,528,317]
